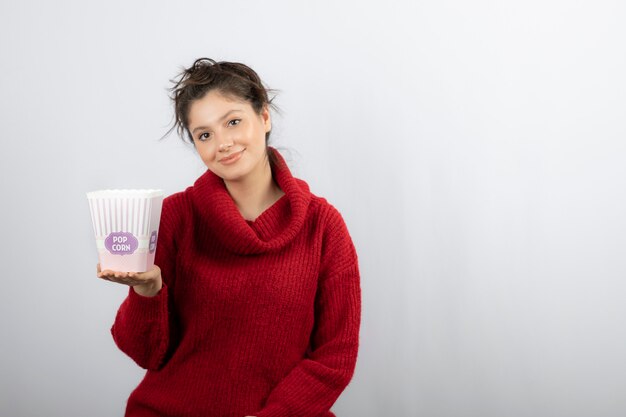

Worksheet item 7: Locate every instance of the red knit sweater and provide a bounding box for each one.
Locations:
[110,147,361,417]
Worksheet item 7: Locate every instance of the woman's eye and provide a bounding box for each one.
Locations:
[199,132,211,141]
[228,119,241,127]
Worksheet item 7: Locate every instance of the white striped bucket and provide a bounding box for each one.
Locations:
[86,189,164,272]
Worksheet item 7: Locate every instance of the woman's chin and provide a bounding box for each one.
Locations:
[216,168,249,183]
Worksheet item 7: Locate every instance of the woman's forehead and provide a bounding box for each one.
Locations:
[188,94,253,128]
[197,90,250,109]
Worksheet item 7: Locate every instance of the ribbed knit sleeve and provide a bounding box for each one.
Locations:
[254,205,361,417]
[110,195,179,371]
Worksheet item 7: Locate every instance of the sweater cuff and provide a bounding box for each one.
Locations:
[125,282,168,320]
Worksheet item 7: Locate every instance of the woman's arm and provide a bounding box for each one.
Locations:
[254,205,362,417]
[109,196,180,371]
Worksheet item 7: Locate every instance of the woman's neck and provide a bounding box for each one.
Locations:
[223,160,285,221]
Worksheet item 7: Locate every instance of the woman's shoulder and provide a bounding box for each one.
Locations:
[308,192,355,246]
[162,185,194,211]
[159,187,194,230]
[308,192,331,218]
[308,192,359,277]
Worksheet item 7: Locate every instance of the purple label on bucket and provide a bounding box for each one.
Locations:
[149,230,158,254]
[105,232,139,256]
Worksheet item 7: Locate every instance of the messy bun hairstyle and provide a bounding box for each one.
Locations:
[161,58,280,167]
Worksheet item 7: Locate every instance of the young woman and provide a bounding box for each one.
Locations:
[97,58,361,417]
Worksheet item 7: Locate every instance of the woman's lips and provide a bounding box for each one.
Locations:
[219,148,245,164]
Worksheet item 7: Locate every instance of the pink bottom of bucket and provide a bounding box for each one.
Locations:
[98,249,156,273]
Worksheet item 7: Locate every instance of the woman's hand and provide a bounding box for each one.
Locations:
[97,263,163,297]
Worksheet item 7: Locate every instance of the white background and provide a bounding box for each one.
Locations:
[1,0,625,416]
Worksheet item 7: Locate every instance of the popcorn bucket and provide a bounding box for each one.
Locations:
[86,189,164,272]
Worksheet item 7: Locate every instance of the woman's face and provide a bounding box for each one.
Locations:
[187,89,271,183]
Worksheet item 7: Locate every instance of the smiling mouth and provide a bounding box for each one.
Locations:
[219,148,246,162]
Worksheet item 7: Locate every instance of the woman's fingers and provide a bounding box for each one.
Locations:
[99,270,115,278]
[96,266,134,279]
[96,264,161,287]
[96,267,153,285]
[96,263,108,278]
[105,274,148,286]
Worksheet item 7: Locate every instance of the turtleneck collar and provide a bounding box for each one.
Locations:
[190,146,311,255]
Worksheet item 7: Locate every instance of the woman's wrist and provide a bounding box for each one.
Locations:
[133,277,163,297]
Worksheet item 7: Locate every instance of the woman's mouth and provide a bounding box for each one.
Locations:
[219,148,245,165]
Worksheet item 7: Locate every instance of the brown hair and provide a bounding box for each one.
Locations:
[161,58,280,167]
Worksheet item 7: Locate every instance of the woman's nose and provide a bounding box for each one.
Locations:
[218,140,234,152]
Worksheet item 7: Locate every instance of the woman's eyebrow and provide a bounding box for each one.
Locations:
[191,109,243,134]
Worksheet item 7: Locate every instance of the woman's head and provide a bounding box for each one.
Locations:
[163,58,279,168]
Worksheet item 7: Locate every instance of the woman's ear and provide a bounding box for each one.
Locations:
[262,105,272,133]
